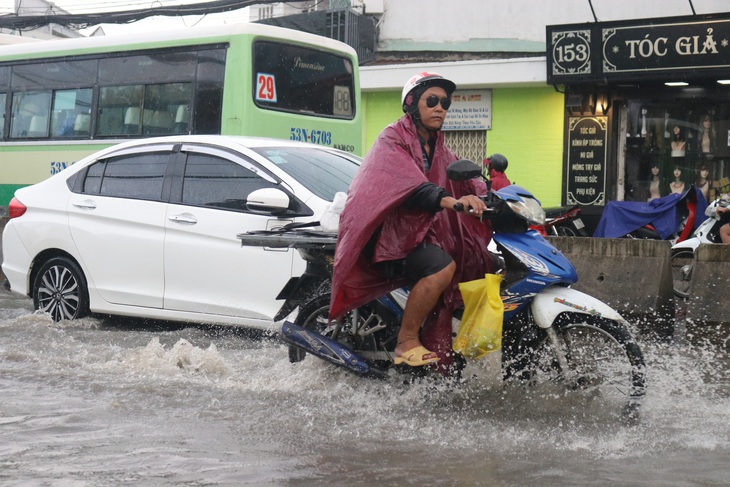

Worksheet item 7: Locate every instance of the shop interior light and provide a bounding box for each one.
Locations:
[717,80,730,85]
[665,81,689,86]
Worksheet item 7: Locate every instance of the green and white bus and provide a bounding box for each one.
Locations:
[0,23,361,212]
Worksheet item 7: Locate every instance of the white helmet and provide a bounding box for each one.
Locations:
[401,71,456,114]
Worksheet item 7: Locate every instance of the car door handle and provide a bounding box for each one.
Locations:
[168,214,198,225]
[72,200,97,210]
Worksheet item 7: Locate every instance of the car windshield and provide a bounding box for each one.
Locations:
[253,147,360,201]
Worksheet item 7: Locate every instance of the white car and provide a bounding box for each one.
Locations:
[1,135,360,329]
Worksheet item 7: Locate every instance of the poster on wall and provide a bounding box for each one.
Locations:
[442,89,492,131]
[566,116,607,206]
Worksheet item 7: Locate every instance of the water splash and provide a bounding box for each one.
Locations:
[0,296,727,484]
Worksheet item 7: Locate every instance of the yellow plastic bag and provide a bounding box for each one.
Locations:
[453,273,504,359]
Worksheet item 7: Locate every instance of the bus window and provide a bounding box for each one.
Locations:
[0,66,7,90]
[98,83,192,136]
[52,89,92,137]
[10,91,51,138]
[11,59,97,90]
[252,41,355,119]
[99,52,197,85]
[99,85,144,136]
[0,67,7,138]
[0,93,5,138]
[193,49,226,135]
[143,83,192,135]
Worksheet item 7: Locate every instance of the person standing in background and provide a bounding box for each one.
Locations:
[486,153,511,191]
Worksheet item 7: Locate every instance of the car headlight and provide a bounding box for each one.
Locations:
[506,197,546,225]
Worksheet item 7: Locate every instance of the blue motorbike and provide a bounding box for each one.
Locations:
[238,160,646,410]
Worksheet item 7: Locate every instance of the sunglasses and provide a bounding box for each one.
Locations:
[423,95,452,110]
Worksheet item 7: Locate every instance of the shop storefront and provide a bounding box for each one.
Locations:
[548,13,730,232]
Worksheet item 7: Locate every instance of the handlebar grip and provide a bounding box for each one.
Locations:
[453,203,464,212]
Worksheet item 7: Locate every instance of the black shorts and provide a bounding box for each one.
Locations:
[374,242,453,283]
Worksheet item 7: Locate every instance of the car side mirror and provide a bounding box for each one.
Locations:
[446,159,483,181]
[246,188,291,215]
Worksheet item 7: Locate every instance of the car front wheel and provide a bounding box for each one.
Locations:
[33,257,90,322]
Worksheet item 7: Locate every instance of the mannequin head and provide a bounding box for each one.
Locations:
[673,125,684,140]
[650,162,661,179]
[697,164,709,182]
[701,114,712,129]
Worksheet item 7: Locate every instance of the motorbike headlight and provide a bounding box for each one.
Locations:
[506,197,546,225]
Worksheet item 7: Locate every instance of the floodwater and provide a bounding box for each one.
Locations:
[0,290,728,486]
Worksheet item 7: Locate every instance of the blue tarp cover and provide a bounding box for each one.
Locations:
[594,187,707,239]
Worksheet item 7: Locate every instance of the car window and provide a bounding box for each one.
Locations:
[251,147,359,201]
[182,152,278,211]
[81,152,170,200]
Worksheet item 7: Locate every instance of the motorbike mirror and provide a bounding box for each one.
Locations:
[446,159,483,181]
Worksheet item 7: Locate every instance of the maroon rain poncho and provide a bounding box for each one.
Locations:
[330,115,495,371]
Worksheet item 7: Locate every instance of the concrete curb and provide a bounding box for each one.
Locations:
[683,244,730,323]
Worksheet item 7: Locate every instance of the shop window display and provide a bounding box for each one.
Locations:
[623,100,730,204]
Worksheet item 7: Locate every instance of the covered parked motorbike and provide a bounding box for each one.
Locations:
[238,160,646,412]
[594,186,707,244]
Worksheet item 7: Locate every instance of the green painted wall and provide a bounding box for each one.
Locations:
[363,91,401,150]
[488,87,565,206]
[362,86,565,206]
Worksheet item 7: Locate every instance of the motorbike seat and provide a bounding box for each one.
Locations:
[543,205,579,219]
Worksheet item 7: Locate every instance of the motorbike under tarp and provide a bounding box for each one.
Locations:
[330,115,495,371]
[594,187,707,239]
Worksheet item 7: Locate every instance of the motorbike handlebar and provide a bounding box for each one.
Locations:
[453,196,497,216]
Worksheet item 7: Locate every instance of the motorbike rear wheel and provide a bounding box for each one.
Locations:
[555,224,578,237]
[289,293,396,367]
[507,313,646,405]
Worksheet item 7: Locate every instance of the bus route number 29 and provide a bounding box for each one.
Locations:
[256,73,277,103]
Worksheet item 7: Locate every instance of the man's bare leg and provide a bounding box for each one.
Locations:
[394,261,456,361]
[720,223,730,244]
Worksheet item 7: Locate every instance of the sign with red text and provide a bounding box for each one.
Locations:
[442,90,492,131]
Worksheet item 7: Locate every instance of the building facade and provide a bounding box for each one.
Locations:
[548,12,730,226]
[0,0,80,39]
[358,0,730,226]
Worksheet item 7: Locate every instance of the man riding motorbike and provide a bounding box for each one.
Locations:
[329,72,495,372]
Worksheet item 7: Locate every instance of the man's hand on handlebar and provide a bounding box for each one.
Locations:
[443,195,487,216]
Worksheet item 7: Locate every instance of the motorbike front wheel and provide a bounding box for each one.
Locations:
[670,249,694,299]
[507,313,646,405]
